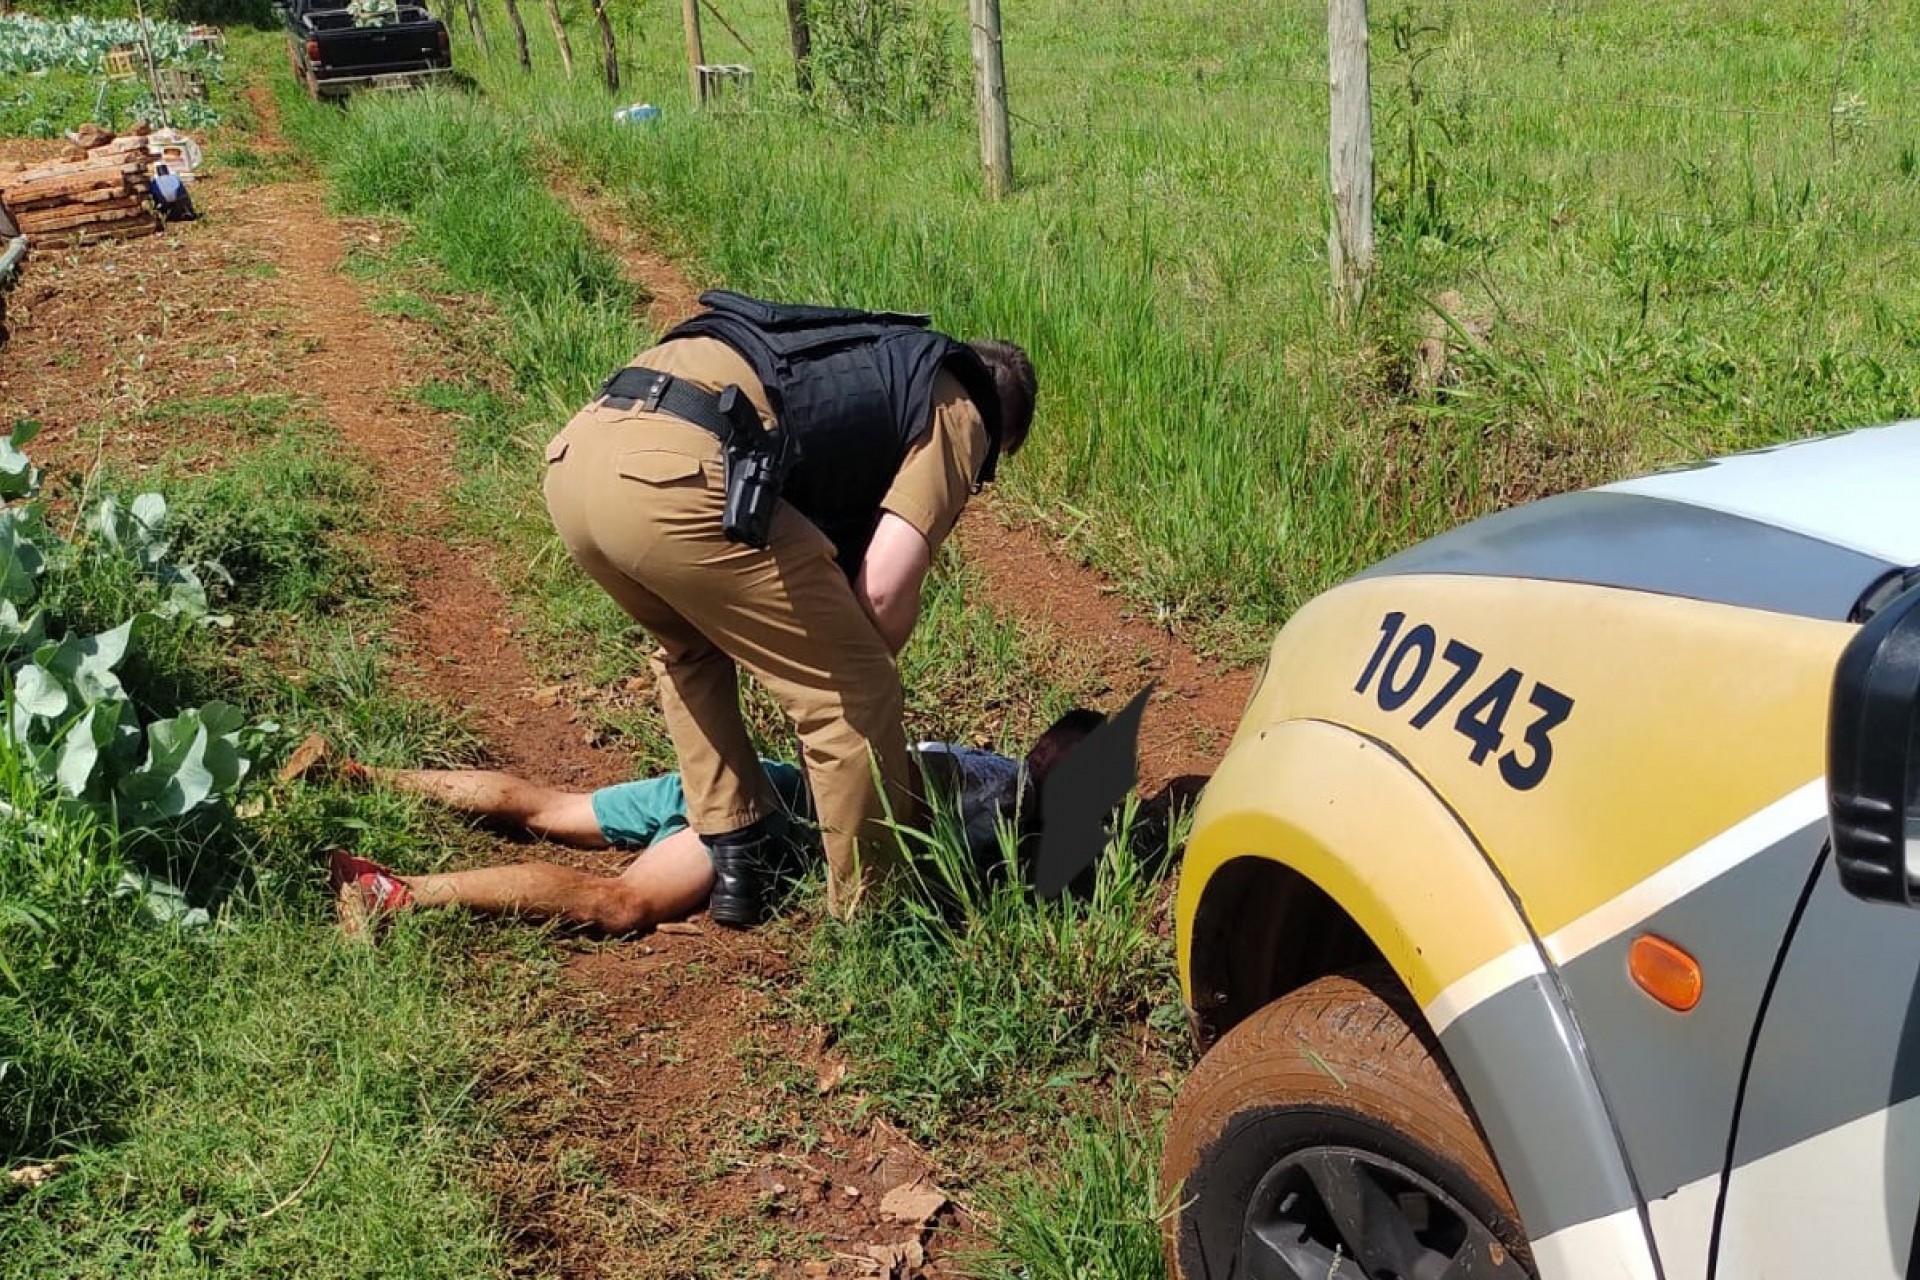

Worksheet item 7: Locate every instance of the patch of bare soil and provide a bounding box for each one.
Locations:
[498,931,980,1280]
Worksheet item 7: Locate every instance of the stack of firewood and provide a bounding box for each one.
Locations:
[0,133,159,248]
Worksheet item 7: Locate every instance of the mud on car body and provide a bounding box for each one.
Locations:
[1162,421,1920,1280]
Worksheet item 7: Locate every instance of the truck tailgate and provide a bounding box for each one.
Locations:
[308,20,445,75]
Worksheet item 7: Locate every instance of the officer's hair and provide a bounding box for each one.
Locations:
[968,339,1038,455]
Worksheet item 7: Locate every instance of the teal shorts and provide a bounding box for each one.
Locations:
[589,759,808,849]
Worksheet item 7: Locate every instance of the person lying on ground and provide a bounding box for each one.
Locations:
[323,708,1108,936]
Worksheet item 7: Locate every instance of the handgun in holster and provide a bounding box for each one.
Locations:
[717,385,794,549]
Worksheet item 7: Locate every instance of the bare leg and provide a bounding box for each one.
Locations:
[367,767,611,848]
[400,827,716,934]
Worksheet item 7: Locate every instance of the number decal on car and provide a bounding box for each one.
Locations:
[1355,612,1574,790]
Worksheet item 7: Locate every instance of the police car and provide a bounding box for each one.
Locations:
[1161,421,1920,1280]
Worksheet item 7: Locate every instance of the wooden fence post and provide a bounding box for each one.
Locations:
[1327,0,1374,323]
[785,0,812,94]
[503,0,533,70]
[588,0,619,91]
[969,0,1012,197]
[130,0,169,128]
[543,0,576,77]
[681,0,706,105]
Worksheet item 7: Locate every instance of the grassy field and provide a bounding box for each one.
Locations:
[0,413,555,1277]
[428,0,1920,652]
[12,2,1920,1277]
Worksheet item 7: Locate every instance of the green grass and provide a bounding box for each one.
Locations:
[427,0,1920,654]
[1,406,531,1277]
[801,802,1184,1141]
[163,428,376,615]
[971,1107,1171,1280]
[795,800,1187,1276]
[1,906,530,1279]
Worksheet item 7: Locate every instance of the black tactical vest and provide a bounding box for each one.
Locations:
[662,291,1005,571]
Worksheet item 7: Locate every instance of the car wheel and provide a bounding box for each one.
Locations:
[1160,967,1534,1280]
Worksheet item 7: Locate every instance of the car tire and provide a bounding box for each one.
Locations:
[1160,966,1535,1280]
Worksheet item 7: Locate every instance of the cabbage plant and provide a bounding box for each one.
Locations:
[0,15,222,76]
[0,423,250,825]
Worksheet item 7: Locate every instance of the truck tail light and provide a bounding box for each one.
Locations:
[437,27,450,55]
[306,38,321,63]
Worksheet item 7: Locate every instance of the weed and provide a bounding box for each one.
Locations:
[140,393,310,440]
[805,0,962,122]
[798,799,1181,1141]
[163,432,374,614]
[219,142,304,189]
[969,1106,1172,1280]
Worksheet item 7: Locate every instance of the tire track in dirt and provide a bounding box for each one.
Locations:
[208,93,974,1280]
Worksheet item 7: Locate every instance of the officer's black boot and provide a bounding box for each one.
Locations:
[704,814,786,929]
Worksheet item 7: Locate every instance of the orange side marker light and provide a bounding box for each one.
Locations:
[1630,934,1703,1012]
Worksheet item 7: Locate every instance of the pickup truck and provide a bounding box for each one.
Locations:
[1160,420,1920,1280]
[280,0,451,100]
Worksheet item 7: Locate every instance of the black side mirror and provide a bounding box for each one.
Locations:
[1830,581,1920,906]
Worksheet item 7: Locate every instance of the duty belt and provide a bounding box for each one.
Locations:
[597,365,749,444]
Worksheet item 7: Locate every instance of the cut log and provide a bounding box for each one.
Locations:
[3,171,136,206]
[8,185,139,215]
[17,200,146,234]
[37,217,160,247]
[2,156,146,187]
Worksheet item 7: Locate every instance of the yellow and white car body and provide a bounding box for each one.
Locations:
[1175,421,1920,1279]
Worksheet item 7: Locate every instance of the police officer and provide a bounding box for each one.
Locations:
[542,292,1038,925]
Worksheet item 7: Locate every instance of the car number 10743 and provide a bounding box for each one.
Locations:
[1354,612,1575,791]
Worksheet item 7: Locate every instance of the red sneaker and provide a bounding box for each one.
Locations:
[327,849,414,936]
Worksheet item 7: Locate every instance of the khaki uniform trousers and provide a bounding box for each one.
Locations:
[542,404,913,917]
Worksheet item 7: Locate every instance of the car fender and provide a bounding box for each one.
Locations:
[1178,717,1664,1279]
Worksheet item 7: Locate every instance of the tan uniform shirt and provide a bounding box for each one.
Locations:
[880,370,990,554]
[622,340,990,560]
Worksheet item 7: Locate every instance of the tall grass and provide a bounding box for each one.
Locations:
[276,86,641,415]
[0,422,528,1277]
[972,1109,1171,1280]
[796,800,1184,1277]
[802,805,1179,1139]
[431,0,1920,651]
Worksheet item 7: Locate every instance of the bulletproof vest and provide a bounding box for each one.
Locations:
[662,291,1005,570]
